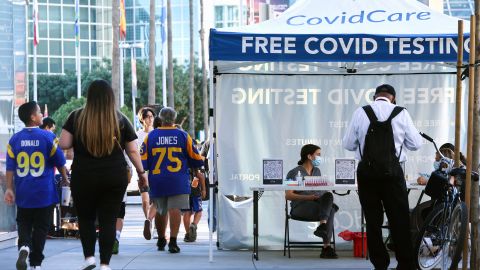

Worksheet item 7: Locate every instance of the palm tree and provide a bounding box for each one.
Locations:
[112,0,120,107]
[200,0,208,136]
[167,0,174,108]
[148,0,156,105]
[188,0,195,137]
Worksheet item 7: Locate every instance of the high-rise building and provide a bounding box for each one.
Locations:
[443,0,474,19]
[27,0,113,75]
[26,0,200,75]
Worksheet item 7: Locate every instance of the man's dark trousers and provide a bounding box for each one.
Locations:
[357,161,414,270]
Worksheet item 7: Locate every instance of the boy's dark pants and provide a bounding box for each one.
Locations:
[17,205,54,267]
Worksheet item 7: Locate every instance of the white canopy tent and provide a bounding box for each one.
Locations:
[207,0,470,251]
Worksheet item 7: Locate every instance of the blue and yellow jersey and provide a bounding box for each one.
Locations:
[140,127,204,197]
[6,127,66,208]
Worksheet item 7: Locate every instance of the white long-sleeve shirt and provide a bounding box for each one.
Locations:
[342,97,423,162]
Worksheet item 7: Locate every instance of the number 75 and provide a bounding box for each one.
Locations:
[151,147,182,175]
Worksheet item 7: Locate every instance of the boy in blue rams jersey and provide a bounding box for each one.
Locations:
[4,101,69,270]
[141,107,203,253]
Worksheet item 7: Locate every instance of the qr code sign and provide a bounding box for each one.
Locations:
[263,160,283,180]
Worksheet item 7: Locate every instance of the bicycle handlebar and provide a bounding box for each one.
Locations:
[419,132,434,142]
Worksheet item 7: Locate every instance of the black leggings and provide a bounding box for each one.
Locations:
[71,167,127,265]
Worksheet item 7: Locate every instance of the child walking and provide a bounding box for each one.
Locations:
[4,101,69,270]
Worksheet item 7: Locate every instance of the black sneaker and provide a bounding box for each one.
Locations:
[184,233,193,242]
[168,238,180,253]
[143,220,152,240]
[313,223,328,240]
[16,246,29,270]
[112,239,119,255]
[320,246,338,259]
[157,237,167,251]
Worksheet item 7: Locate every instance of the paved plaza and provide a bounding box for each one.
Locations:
[0,201,399,270]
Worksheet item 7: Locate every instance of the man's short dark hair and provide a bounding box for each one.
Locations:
[375,84,396,98]
[40,117,55,129]
[18,101,38,125]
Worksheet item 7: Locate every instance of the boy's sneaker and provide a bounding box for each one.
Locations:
[16,246,29,270]
[313,223,328,240]
[99,266,112,270]
[112,239,119,255]
[157,237,167,251]
[184,233,193,242]
[31,267,42,270]
[143,220,152,240]
[320,246,338,259]
[78,256,96,270]
[168,238,180,253]
[188,223,197,242]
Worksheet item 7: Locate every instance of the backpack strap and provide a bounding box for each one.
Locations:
[362,105,377,122]
[359,105,376,159]
[388,106,405,159]
[387,106,405,122]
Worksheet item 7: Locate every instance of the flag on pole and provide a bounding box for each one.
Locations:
[120,0,127,39]
[160,0,166,44]
[44,104,48,117]
[75,0,79,47]
[33,0,39,46]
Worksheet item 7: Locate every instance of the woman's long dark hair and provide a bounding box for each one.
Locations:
[297,144,320,165]
[76,80,120,157]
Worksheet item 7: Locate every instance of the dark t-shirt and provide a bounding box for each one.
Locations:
[63,109,137,171]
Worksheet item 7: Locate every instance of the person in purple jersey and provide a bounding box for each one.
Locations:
[4,101,69,270]
[140,107,204,253]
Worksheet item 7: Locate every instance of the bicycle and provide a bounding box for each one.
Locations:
[414,132,477,270]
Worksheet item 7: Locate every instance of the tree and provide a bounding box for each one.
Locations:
[188,0,195,137]
[112,0,120,107]
[51,97,86,136]
[167,0,174,107]
[148,0,156,104]
[28,73,77,114]
[200,0,209,137]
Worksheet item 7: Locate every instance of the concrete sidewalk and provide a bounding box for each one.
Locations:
[0,201,386,270]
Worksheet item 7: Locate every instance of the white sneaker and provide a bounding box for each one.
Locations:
[78,256,96,270]
[30,266,41,270]
[16,246,29,270]
[99,265,111,270]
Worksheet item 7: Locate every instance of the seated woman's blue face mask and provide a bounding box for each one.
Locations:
[312,156,322,167]
[433,160,441,171]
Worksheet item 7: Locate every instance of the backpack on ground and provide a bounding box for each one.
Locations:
[360,105,404,177]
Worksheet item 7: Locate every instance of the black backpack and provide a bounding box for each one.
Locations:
[360,105,404,177]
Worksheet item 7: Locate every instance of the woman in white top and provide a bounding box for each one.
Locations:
[137,107,155,240]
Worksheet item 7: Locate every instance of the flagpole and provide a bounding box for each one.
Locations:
[33,39,37,101]
[162,0,167,107]
[75,0,81,98]
[33,0,38,102]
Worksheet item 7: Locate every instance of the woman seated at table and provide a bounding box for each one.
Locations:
[285,144,338,259]
[416,143,465,185]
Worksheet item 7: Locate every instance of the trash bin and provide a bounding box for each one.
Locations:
[339,230,368,258]
[352,232,367,258]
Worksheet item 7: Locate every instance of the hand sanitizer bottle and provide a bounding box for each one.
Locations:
[295,171,303,186]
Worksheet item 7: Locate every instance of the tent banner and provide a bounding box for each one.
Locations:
[215,73,465,197]
[215,73,467,248]
[210,31,471,62]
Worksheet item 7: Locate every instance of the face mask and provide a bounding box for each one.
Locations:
[433,161,441,171]
[312,156,322,167]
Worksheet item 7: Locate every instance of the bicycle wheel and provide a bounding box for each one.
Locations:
[415,205,445,270]
[444,202,468,270]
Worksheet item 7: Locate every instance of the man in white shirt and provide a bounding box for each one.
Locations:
[343,84,422,270]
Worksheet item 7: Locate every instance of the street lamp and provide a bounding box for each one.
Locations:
[119,42,144,124]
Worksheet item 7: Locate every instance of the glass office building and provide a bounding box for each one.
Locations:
[27,0,200,75]
[443,0,474,19]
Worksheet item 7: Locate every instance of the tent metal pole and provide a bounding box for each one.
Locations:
[208,60,215,263]
[463,15,476,270]
[454,20,464,168]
